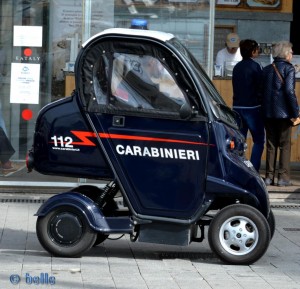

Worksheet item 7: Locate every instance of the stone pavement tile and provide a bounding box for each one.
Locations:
[266,282,300,289]
[49,271,83,289]
[142,278,179,289]
[21,253,52,272]
[238,282,273,289]
[113,277,149,289]
[83,279,115,289]
[0,271,21,289]
[108,264,141,279]
[175,280,212,289]
[81,266,112,281]
[0,252,24,270]
[24,232,45,252]
[51,257,82,272]
[192,263,257,289]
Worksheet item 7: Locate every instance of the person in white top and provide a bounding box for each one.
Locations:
[215,33,242,71]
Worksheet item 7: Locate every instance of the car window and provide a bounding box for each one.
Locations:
[93,52,186,113]
[109,53,187,113]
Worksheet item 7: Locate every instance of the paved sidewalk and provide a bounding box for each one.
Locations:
[0,201,300,289]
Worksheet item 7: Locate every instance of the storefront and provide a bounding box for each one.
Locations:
[213,0,300,163]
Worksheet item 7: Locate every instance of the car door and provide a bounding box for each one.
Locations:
[80,37,211,220]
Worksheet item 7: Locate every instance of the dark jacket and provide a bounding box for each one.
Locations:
[262,58,299,119]
[232,58,263,108]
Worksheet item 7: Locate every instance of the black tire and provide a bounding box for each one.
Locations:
[36,206,97,257]
[267,209,276,240]
[208,204,271,265]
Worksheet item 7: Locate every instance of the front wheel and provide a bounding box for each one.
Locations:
[208,204,270,265]
[267,209,276,240]
[36,206,97,257]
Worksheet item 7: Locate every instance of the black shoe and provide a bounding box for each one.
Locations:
[277,179,293,187]
[264,177,274,186]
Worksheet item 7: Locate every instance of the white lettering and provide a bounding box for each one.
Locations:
[133,146,142,156]
[160,148,164,158]
[186,150,195,160]
[15,56,41,61]
[143,147,151,157]
[116,144,125,154]
[151,147,159,157]
[164,148,173,159]
[173,149,178,159]
[115,144,200,161]
[178,149,186,159]
[125,145,134,155]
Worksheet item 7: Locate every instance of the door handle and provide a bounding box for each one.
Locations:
[113,116,125,127]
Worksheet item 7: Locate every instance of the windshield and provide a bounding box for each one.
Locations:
[168,38,239,128]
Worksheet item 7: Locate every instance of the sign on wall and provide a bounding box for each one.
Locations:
[245,0,281,9]
[13,26,43,47]
[216,0,242,6]
[11,25,42,104]
[216,0,281,9]
[10,63,40,104]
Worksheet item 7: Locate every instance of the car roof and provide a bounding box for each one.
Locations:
[82,28,175,48]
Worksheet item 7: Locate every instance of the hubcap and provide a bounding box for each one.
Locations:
[49,212,83,245]
[219,216,258,255]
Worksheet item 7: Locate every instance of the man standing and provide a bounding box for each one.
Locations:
[232,39,265,172]
[215,33,242,69]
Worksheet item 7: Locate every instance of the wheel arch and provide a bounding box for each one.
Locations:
[35,192,108,232]
[206,176,269,217]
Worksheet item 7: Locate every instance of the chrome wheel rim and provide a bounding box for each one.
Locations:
[219,216,258,255]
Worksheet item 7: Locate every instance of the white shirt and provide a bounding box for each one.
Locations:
[215,47,242,67]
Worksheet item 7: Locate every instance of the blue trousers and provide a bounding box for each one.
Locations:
[234,107,265,171]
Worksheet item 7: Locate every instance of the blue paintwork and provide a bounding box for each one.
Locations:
[35,192,132,233]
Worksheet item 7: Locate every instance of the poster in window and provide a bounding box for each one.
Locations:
[13,26,43,47]
[245,0,281,9]
[10,63,40,104]
[216,0,242,7]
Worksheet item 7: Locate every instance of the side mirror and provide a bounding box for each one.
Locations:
[179,102,193,119]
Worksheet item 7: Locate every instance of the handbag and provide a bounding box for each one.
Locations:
[272,63,300,126]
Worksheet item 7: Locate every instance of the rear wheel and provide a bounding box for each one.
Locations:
[36,206,97,257]
[208,204,270,265]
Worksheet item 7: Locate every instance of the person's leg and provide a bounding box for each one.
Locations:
[233,108,248,139]
[0,127,15,169]
[264,119,278,182]
[245,108,265,171]
[0,108,7,136]
[277,119,292,183]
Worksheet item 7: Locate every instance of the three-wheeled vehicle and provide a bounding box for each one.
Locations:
[27,27,274,265]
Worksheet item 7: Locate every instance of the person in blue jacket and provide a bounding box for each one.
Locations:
[262,41,299,187]
[232,39,265,172]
